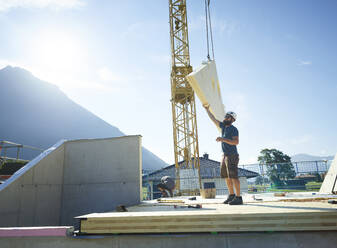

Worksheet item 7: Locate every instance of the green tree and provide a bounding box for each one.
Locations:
[258,149,296,186]
[255,175,264,185]
[255,175,270,185]
[313,172,323,182]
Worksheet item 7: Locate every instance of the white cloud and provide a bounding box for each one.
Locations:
[0,0,85,12]
[298,60,312,66]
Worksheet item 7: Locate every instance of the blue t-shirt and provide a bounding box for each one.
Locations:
[219,122,239,155]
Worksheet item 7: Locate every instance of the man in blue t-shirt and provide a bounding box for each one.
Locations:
[203,104,242,205]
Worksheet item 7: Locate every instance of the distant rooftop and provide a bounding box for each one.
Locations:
[143,153,260,181]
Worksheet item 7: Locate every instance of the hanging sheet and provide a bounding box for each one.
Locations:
[186,60,225,132]
[319,153,337,194]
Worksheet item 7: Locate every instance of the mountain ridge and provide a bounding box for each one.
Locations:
[291,153,334,162]
[0,65,167,170]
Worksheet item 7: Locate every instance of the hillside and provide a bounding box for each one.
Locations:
[0,66,167,170]
[291,153,334,162]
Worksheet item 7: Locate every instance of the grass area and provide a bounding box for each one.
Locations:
[305,181,322,191]
[266,188,305,193]
[248,181,322,193]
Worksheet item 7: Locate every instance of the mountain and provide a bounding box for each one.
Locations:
[0,66,167,170]
[291,153,334,162]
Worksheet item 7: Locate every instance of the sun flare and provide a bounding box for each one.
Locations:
[29,31,87,88]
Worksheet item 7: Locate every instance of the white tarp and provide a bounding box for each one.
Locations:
[319,153,337,194]
[186,60,225,132]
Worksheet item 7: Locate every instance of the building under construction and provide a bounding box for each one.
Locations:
[1,1,337,247]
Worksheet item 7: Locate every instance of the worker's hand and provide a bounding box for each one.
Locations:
[216,137,224,142]
[203,103,210,109]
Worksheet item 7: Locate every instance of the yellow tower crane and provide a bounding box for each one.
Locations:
[168,0,201,194]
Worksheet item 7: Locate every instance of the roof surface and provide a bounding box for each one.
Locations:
[143,156,260,181]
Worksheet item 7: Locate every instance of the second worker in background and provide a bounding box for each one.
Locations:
[203,104,242,205]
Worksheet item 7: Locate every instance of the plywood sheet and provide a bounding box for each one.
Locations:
[77,201,337,234]
[186,60,225,131]
[320,153,337,194]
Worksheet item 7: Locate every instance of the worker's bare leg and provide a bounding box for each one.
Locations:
[225,178,235,195]
[232,178,241,197]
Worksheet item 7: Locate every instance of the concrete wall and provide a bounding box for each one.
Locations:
[1,231,337,248]
[0,141,65,227]
[61,136,142,224]
[0,136,142,227]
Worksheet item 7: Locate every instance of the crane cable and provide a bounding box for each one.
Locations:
[204,0,215,60]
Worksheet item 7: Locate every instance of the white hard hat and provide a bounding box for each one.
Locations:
[226,111,237,121]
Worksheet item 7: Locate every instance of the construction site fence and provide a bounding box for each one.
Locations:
[142,160,332,200]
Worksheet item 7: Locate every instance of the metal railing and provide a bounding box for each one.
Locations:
[240,160,330,193]
[142,160,332,200]
[0,140,43,160]
[0,141,43,171]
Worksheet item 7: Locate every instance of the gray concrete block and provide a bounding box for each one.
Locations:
[32,146,64,185]
[18,184,36,226]
[35,185,62,225]
[21,169,34,185]
[293,231,337,248]
[2,232,337,248]
[0,213,19,227]
[61,181,140,225]
[227,232,297,248]
[63,137,141,184]
[0,136,142,227]
[0,180,21,214]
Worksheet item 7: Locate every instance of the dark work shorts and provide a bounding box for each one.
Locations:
[221,154,239,179]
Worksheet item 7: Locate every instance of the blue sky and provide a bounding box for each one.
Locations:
[0,0,336,164]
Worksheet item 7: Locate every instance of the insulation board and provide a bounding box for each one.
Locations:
[186,60,225,131]
[320,152,337,194]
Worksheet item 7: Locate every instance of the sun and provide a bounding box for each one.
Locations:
[29,30,87,88]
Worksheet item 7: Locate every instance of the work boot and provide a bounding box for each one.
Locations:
[229,196,243,205]
[223,194,235,204]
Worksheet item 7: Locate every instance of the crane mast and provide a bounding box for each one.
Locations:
[169,0,200,194]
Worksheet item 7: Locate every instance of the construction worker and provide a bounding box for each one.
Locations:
[157,176,175,198]
[203,104,242,205]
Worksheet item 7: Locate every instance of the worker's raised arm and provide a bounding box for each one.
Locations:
[203,104,221,128]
